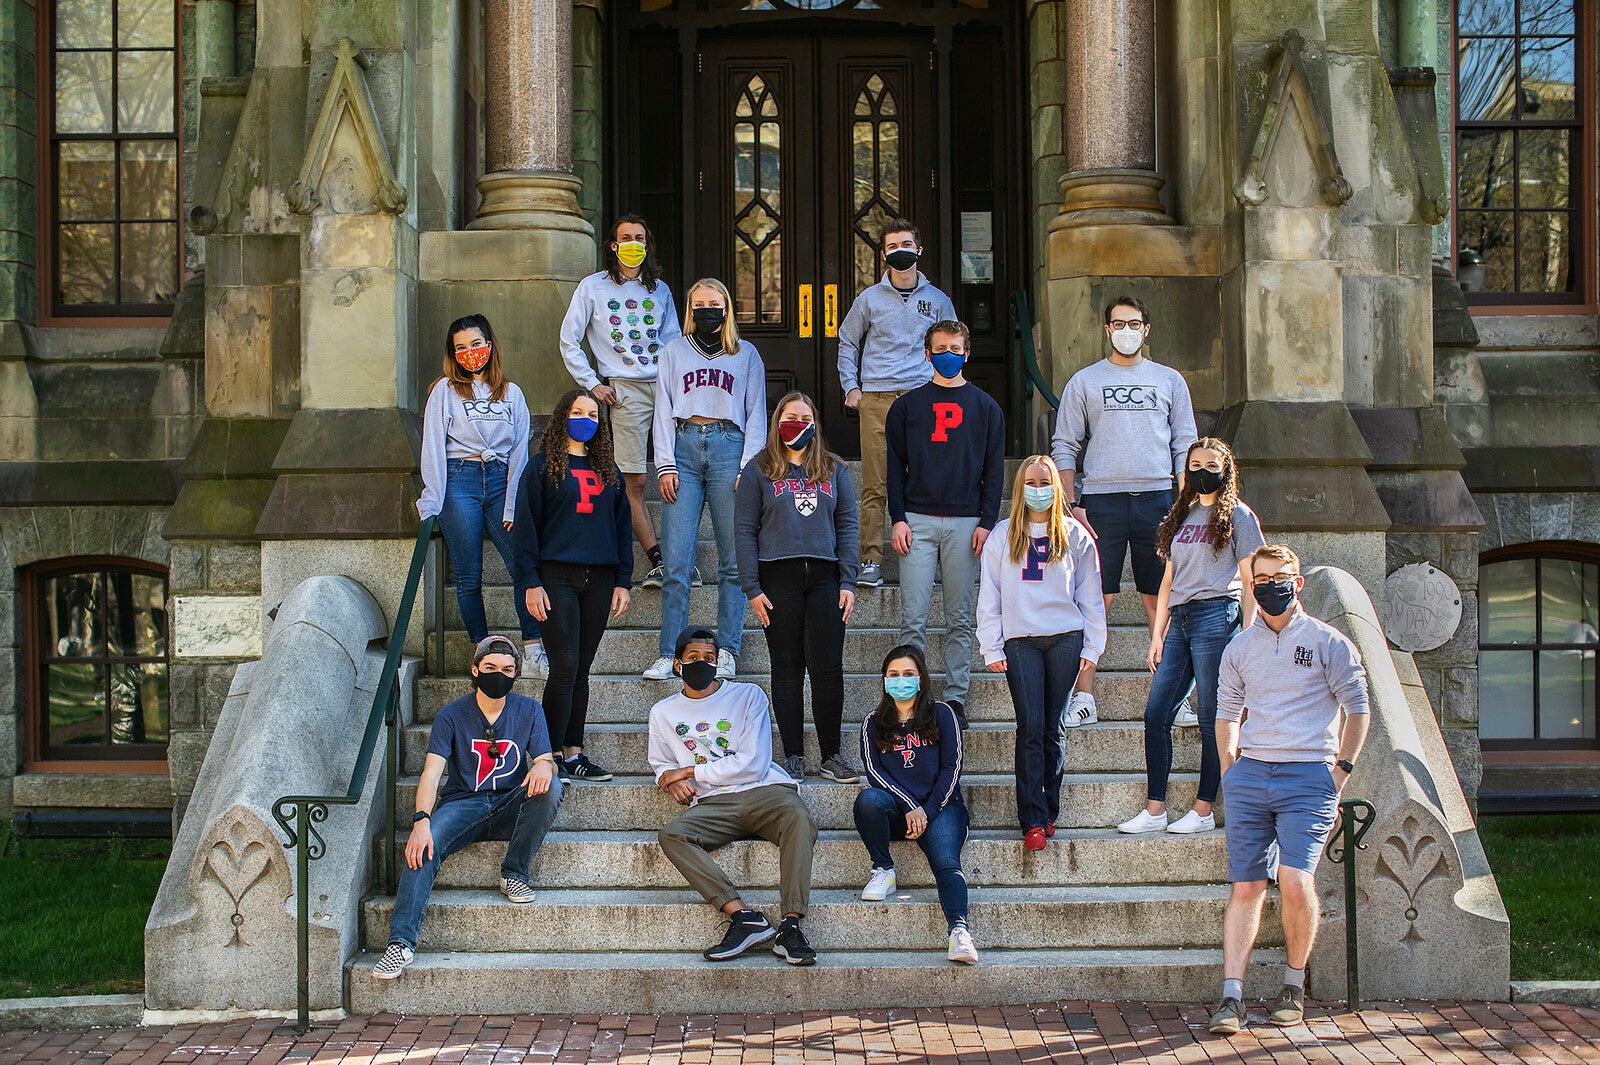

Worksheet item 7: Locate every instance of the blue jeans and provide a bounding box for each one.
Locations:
[1144,595,1240,805]
[387,779,564,949]
[438,458,539,643]
[1004,630,1085,830]
[898,513,981,705]
[853,787,970,929]
[658,422,744,657]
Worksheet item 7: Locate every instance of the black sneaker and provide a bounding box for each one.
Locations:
[1207,997,1245,1035]
[773,917,817,965]
[947,700,968,729]
[703,909,776,961]
[566,753,613,782]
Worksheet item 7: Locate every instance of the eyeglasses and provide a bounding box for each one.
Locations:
[1108,319,1145,330]
[1251,574,1298,586]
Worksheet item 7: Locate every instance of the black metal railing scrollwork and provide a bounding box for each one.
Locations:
[1326,796,1377,1012]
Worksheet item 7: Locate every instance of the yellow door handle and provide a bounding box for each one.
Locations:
[824,284,839,337]
[799,284,814,338]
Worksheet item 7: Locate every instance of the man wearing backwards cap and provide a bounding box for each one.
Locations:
[372,635,563,980]
[649,625,820,965]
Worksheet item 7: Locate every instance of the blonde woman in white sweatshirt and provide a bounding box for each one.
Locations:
[976,456,1107,850]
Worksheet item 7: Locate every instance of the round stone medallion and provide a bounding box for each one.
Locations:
[1382,562,1463,653]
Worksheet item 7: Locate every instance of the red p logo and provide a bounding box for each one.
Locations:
[931,402,964,442]
[574,468,603,513]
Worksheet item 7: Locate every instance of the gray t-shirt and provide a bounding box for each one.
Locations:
[1166,501,1266,606]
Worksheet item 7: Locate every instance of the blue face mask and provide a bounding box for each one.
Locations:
[929,350,966,380]
[1023,484,1056,512]
[883,675,920,702]
[1252,578,1298,617]
[567,416,599,443]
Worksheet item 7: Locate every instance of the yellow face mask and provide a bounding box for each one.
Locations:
[615,241,648,269]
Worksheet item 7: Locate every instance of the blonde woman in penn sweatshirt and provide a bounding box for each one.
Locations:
[976,456,1106,850]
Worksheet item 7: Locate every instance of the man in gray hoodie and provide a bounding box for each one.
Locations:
[838,219,957,588]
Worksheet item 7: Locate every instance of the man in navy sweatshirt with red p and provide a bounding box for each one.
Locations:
[886,320,1005,725]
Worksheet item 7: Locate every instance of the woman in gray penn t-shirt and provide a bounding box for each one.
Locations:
[1114,438,1266,837]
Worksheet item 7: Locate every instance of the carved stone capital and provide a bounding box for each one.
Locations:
[469,171,595,235]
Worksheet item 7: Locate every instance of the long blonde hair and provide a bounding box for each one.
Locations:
[684,277,741,355]
[1006,455,1073,566]
[757,392,838,485]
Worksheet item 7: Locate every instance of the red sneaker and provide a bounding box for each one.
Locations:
[1023,826,1048,851]
[1045,821,1057,837]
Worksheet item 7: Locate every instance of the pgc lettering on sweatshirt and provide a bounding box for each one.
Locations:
[682,368,736,395]
[1100,385,1160,411]
[463,398,512,424]
[931,402,964,441]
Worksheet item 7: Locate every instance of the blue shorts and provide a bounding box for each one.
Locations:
[1082,490,1173,596]
[1222,757,1340,882]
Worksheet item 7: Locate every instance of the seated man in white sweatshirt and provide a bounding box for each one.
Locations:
[649,626,820,965]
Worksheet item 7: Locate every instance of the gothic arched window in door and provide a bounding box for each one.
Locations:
[851,73,902,297]
[733,73,783,324]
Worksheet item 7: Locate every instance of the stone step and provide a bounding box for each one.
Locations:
[395,773,1212,831]
[401,720,1208,777]
[431,623,1154,676]
[345,946,1286,1014]
[360,885,1282,954]
[397,828,1231,891]
[413,671,1159,725]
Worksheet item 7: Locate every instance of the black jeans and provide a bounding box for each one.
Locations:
[759,558,846,760]
[539,561,616,752]
[1004,630,1085,830]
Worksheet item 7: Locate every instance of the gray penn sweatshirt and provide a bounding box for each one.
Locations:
[836,272,957,394]
[1050,356,1197,495]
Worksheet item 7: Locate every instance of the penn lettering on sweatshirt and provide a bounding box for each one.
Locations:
[859,701,964,817]
[559,271,682,387]
[417,377,531,523]
[976,518,1108,664]
[1166,500,1267,606]
[1217,607,1370,764]
[734,458,861,596]
[651,336,769,475]
[1050,357,1198,494]
[512,453,635,592]
[646,680,797,802]
[885,380,1005,528]
[837,272,958,394]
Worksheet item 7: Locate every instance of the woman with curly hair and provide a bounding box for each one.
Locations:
[512,388,634,781]
[1116,437,1265,835]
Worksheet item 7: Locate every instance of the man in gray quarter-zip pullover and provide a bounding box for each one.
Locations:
[1207,545,1370,1036]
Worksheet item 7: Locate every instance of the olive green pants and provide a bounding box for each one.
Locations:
[658,784,817,917]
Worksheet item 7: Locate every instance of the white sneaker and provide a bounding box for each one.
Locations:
[861,866,896,901]
[947,925,980,964]
[1166,809,1216,834]
[717,648,737,678]
[1174,698,1199,727]
[521,642,549,680]
[1064,691,1098,728]
[1117,809,1169,834]
[642,656,678,680]
[371,942,414,980]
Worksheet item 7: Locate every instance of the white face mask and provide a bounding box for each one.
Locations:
[1110,327,1144,356]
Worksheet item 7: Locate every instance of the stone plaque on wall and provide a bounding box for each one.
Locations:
[173,595,263,659]
[1382,562,1463,653]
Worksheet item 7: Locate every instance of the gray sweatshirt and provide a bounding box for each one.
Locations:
[1216,607,1370,764]
[417,378,530,523]
[1166,501,1267,606]
[651,336,769,474]
[734,458,861,596]
[1050,357,1197,494]
[836,272,957,394]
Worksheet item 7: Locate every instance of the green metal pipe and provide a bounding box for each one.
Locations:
[1398,0,1436,69]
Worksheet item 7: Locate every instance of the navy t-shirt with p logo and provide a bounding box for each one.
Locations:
[427,691,553,803]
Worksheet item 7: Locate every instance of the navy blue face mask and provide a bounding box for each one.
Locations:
[1252,578,1298,617]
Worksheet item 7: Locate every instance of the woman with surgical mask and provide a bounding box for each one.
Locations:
[418,314,544,676]
[733,392,860,782]
[854,644,976,964]
[1116,438,1265,835]
[975,456,1107,851]
[511,389,635,782]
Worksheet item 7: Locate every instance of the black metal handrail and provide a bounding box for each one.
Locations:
[272,515,436,1031]
[1326,796,1376,1012]
[1012,289,1060,410]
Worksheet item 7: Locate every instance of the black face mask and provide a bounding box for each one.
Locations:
[473,670,515,699]
[885,249,919,271]
[1252,579,1298,617]
[691,307,726,333]
[680,658,718,692]
[1188,468,1225,496]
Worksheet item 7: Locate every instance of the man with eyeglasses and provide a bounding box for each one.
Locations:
[1207,545,1370,1033]
[372,635,563,980]
[1050,294,1197,727]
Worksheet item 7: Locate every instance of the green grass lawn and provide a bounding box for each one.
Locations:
[0,832,170,999]
[1477,813,1600,981]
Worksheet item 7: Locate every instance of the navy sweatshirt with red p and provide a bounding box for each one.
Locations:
[512,452,635,592]
[885,380,1006,528]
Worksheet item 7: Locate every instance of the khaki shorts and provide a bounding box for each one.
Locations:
[609,376,656,474]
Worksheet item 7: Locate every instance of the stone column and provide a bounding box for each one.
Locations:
[470,0,593,236]
[1053,0,1173,227]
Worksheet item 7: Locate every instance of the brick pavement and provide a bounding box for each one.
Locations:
[1,1001,1597,1065]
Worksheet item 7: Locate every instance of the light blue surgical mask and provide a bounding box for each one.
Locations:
[1023,484,1056,512]
[883,676,920,702]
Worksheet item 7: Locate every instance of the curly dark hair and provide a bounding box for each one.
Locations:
[1156,437,1241,559]
[539,389,618,489]
[871,644,941,752]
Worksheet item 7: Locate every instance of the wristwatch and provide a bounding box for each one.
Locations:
[413,810,431,823]
[1335,759,1355,774]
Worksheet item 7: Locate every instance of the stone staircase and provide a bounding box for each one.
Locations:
[347,477,1286,1013]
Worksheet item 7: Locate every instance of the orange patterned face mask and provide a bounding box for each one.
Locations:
[455,344,492,373]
